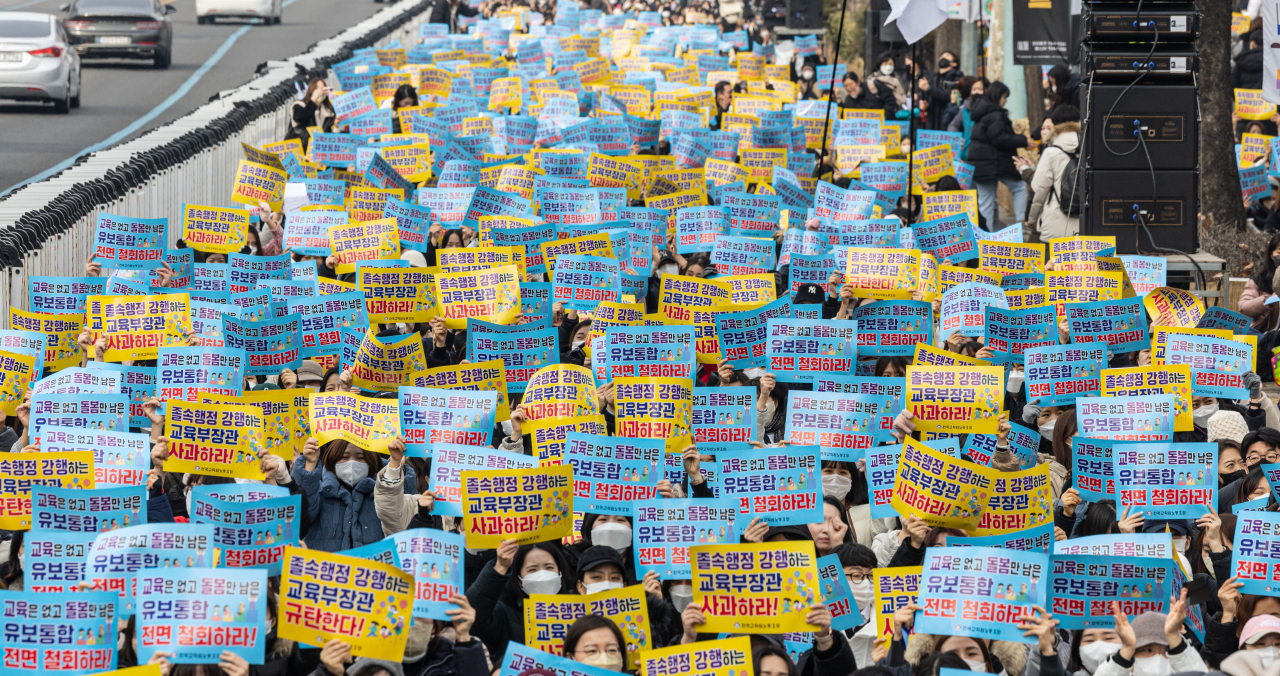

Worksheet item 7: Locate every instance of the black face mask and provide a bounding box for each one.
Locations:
[938,58,952,69]
[1221,469,1246,487]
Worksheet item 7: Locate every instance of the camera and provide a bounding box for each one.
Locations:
[938,79,958,91]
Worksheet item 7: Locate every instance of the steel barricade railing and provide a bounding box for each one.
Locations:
[0,0,435,320]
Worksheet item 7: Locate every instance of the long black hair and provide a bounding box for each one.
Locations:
[985,81,1011,108]
[1078,499,1118,537]
[498,542,572,609]
[1253,231,1280,295]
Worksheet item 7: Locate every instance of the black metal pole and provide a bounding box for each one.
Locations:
[905,41,918,223]
[817,0,849,171]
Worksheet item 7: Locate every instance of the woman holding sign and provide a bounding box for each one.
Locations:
[466,539,572,663]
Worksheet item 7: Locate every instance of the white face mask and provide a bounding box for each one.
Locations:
[584,580,624,595]
[822,474,852,501]
[1007,369,1024,393]
[850,579,873,621]
[335,460,369,485]
[1192,403,1219,428]
[1132,655,1173,676]
[1203,553,1216,577]
[670,584,694,612]
[880,64,894,75]
[963,659,988,673]
[572,340,586,349]
[1079,641,1122,674]
[1254,646,1280,668]
[1039,419,1056,440]
[592,523,633,551]
[521,569,562,596]
[185,489,192,516]
[658,264,680,276]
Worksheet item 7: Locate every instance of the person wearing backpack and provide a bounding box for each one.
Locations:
[1027,105,1082,242]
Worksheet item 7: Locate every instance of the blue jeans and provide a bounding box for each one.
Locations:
[975,178,1028,230]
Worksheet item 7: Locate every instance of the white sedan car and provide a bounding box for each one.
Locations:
[195,0,282,24]
[0,12,81,113]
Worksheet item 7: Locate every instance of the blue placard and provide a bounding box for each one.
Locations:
[564,433,664,514]
[813,375,904,442]
[1164,334,1252,399]
[1048,551,1181,629]
[963,423,1041,469]
[0,590,119,674]
[190,493,301,576]
[398,386,497,456]
[390,528,466,621]
[675,205,727,254]
[287,292,368,359]
[281,210,343,256]
[916,546,1048,644]
[426,443,538,517]
[1025,344,1107,406]
[1234,496,1270,513]
[853,299,932,357]
[602,325,696,380]
[711,235,775,272]
[860,161,908,202]
[135,567,268,665]
[939,281,1007,337]
[30,276,106,314]
[632,498,741,580]
[715,297,791,370]
[1001,272,1045,290]
[30,392,128,438]
[1065,297,1150,355]
[692,388,757,453]
[552,254,622,312]
[222,313,302,376]
[984,305,1058,365]
[816,553,860,632]
[227,252,290,292]
[765,318,856,383]
[85,362,157,429]
[24,529,97,594]
[94,213,168,271]
[87,523,218,614]
[1116,441,1217,519]
[1076,394,1177,442]
[717,446,823,526]
[786,391,892,462]
[1197,306,1252,333]
[498,641,617,676]
[157,347,246,402]
[911,215,978,263]
[32,485,146,533]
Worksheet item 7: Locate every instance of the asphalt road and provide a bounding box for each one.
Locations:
[0,0,406,194]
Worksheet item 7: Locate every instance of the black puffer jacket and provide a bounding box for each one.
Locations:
[966,96,1029,182]
[1235,46,1264,90]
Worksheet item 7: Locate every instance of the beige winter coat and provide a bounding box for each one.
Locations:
[1028,122,1082,242]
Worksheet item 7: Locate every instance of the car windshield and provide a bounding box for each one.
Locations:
[73,0,153,13]
[0,18,51,38]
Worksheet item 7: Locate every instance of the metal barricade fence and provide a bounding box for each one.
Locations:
[0,0,435,321]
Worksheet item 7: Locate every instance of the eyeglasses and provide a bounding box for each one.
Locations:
[845,568,873,583]
[576,646,623,658]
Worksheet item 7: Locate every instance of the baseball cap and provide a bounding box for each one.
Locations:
[1242,615,1280,647]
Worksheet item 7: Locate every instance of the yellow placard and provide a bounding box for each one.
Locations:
[0,451,95,529]
[347,187,404,223]
[358,267,437,323]
[905,365,1004,434]
[1143,286,1206,328]
[351,329,428,392]
[522,364,598,421]
[690,541,821,633]
[1101,364,1194,432]
[912,343,988,367]
[524,586,651,668]
[890,438,986,529]
[489,77,523,112]
[615,376,693,453]
[329,218,400,274]
[844,248,920,300]
[83,294,191,362]
[460,464,575,547]
[638,637,755,676]
[1046,271,1127,315]
[1234,12,1252,34]
[939,265,1003,293]
[308,392,401,454]
[739,148,788,184]
[10,307,83,372]
[181,204,250,255]
[408,359,511,422]
[204,389,308,462]
[837,144,886,173]
[979,241,1046,275]
[873,566,922,639]
[164,400,265,480]
[646,188,705,237]
[526,415,609,465]
[231,160,286,211]
[433,264,521,329]
[918,252,939,302]
[720,273,777,305]
[1242,132,1276,165]
[541,233,616,273]
[439,247,526,280]
[278,546,413,657]
[0,349,36,416]
[921,190,978,226]
[656,274,732,323]
[1006,287,1048,310]
[911,143,956,184]
[704,158,749,186]
[1048,236,1117,270]
[1236,89,1276,121]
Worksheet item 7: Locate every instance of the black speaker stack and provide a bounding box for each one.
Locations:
[1080,2,1201,254]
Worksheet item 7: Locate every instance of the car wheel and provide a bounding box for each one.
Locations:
[53,96,69,113]
[154,50,170,69]
[197,15,208,24]
[273,13,281,24]
[70,93,80,108]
